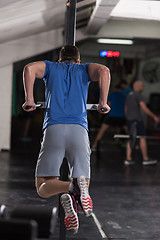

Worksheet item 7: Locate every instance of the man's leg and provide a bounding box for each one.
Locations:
[92,123,109,148]
[124,141,135,165]
[35,176,80,234]
[139,137,148,161]
[126,141,132,161]
[35,176,71,198]
[35,176,90,198]
[140,137,158,165]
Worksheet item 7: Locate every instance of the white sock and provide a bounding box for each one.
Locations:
[69,182,74,192]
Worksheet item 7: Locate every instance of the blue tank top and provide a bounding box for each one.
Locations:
[42,61,91,131]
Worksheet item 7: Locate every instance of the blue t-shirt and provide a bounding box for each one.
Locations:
[42,61,91,131]
[108,91,126,118]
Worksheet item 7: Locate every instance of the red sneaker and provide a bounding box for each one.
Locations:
[60,193,79,234]
[77,176,93,217]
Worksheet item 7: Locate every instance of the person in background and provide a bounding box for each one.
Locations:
[124,80,159,165]
[92,84,127,150]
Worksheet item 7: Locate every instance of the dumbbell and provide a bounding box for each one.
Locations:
[0,204,57,239]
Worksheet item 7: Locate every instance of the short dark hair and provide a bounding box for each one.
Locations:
[59,45,80,62]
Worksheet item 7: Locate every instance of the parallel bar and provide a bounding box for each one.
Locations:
[36,102,104,111]
[114,134,160,140]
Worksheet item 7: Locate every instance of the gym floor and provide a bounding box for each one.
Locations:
[0,131,160,240]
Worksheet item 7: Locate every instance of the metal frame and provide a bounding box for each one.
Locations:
[64,0,77,45]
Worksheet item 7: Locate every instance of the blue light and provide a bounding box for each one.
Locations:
[100,50,107,57]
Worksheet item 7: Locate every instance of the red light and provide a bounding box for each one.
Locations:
[106,51,120,57]
[113,51,120,57]
[100,50,120,57]
[107,51,113,57]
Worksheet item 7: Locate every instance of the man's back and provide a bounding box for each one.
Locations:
[43,61,91,130]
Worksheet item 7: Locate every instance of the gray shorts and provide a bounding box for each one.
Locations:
[35,124,91,178]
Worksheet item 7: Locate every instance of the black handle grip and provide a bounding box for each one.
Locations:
[25,105,32,110]
[25,104,42,110]
[101,108,108,112]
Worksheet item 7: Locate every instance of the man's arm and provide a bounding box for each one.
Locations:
[140,101,159,123]
[22,61,46,111]
[88,63,111,114]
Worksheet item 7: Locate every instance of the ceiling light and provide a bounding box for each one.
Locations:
[111,0,160,21]
[97,38,133,45]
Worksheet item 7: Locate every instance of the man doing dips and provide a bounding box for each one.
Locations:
[22,45,111,234]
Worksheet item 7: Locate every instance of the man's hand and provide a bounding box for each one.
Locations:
[97,103,111,114]
[22,100,36,112]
